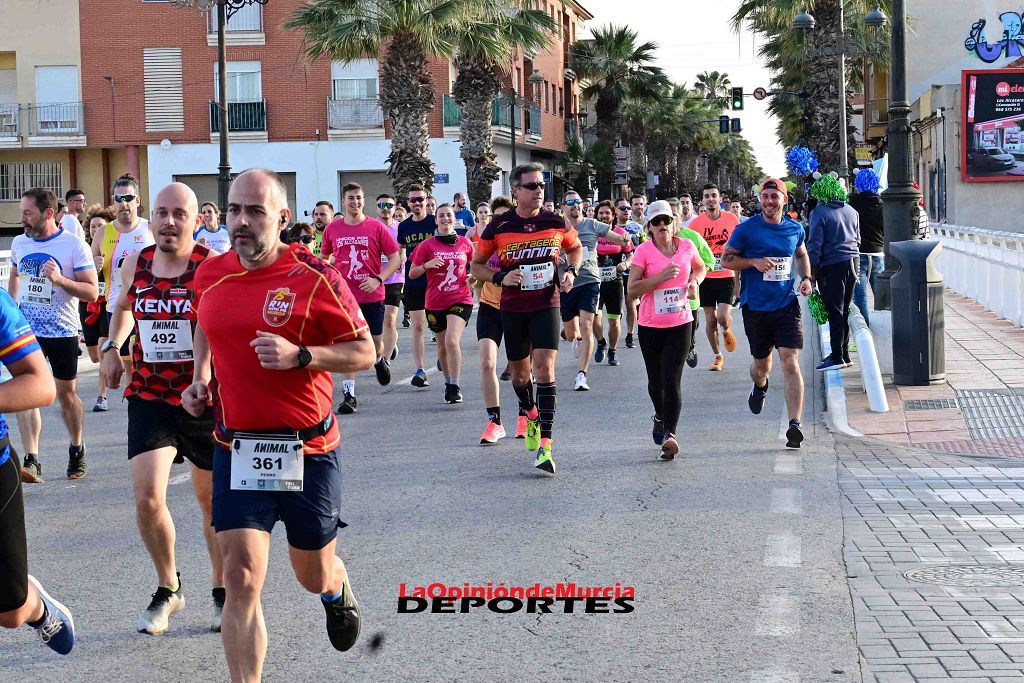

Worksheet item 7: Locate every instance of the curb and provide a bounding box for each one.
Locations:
[818,320,863,439]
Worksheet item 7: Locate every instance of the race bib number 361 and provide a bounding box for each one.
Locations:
[230,433,304,492]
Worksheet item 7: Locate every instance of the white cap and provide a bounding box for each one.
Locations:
[643,200,674,228]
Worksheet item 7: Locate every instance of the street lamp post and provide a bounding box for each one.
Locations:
[873,0,923,310]
[505,70,544,187]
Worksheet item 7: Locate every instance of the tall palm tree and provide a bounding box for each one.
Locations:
[571,24,669,197]
[287,0,463,197]
[451,1,555,207]
[694,70,732,109]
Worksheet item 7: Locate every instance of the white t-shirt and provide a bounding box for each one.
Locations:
[679,215,697,229]
[194,224,231,253]
[59,214,85,240]
[11,228,95,338]
[107,219,154,306]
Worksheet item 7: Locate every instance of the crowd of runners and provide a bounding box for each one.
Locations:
[0,164,816,680]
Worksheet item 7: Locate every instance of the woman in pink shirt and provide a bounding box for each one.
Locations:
[627,200,707,459]
[409,204,475,405]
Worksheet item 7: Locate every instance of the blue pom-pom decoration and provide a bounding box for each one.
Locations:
[785,146,819,177]
[854,169,881,193]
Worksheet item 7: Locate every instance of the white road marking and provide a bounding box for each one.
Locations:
[383,365,441,392]
[756,591,800,636]
[169,472,192,486]
[749,672,799,683]
[770,488,802,515]
[778,404,789,441]
[764,533,802,567]
[774,453,803,475]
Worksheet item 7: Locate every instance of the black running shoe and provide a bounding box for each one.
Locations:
[499,366,511,381]
[786,420,804,449]
[594,338,607,364]
[624,333,635,349]
[411,370,429,388]
[608,350,619,366]
[401,314,410,328]
[337,392,357,414]
[444,383,463,404]
[748,381,769,415]
[390,347,398,361]
[374,358,391,386]
[211,587,225,633]
[323,579,361,652]
[686,347,698,369]
[20,454,43,484]
[66,445,86,480]
[651,415,665,445]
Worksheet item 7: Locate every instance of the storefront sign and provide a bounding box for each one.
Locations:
[962,69,1024,182]
[965,12,1024,63]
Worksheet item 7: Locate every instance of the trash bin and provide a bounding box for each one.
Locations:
[890,239,946,386]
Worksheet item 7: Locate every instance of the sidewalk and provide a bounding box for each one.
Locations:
[841,291,1024,458]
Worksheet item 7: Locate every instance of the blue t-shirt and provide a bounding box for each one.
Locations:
[0,289,42,466]
[726,214,805,312]
[397,215,437,289]
[454,208,476,229]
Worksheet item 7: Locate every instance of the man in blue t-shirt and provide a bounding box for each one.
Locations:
[398,184,438,387]
[0,289,77,655]
[722,178,813,449]
[453,192,476,234]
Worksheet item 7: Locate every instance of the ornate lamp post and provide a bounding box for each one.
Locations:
[505,70,545,173]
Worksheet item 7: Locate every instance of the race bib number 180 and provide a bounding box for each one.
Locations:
[21,276,53,306]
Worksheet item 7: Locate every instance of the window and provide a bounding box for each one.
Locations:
[558,86,564,116]
[35,65,78,104]
[331,59,379,100]
[0,161,61,202]
[516,68,522,94]
[143,48,184,132]
[214,61,261,101]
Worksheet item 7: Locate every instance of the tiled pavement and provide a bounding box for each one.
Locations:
[840,436,1024,682]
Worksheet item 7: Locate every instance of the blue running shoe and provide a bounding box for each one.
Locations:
[27,575,76,655]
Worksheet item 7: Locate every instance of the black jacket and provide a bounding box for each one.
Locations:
[850,191,884,253]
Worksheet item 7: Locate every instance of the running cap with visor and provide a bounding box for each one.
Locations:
[760,178,788,197]
[643,200,674,228]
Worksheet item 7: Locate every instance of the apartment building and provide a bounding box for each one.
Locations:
[74,0,591,221]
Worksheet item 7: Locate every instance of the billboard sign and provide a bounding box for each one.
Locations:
[962,69,1024,182]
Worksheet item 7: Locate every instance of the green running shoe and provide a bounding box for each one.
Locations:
[533,443,555,474]
[524,417,541,451]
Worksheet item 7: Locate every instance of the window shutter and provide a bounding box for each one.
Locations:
[144,48,184,132]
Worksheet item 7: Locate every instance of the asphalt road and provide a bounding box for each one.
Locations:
[1,308,858,682]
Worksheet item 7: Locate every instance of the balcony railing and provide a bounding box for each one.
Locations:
[28,102,84,135]
[0,103,18,136]
[443,95,461,127]
[209,99,266,133]
[328,97,384,129]
[526,106,541,136]
[207,3,263,32]
[443,95,523,130]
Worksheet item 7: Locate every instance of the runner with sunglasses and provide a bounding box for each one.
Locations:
[472,164,583,475]
[375,194,404,363]
[613,200,644,349]
[398,185,438,388]
[592,200,633,367]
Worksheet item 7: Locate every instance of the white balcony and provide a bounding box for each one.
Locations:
[207,4,265,46]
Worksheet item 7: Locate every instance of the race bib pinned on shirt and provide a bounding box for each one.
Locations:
[599,265,618,282]
[654,287,685,315]
[763,256,793,282]
[520,262,555,291]
[21,276,53,306]
[98,281,107,298]
[138,319,194,363]
[713,256,725,272]
[230,432,304,492]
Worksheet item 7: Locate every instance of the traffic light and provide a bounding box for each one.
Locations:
[731,87,744,111]
[719,115,730,134]
[731,118,742,133]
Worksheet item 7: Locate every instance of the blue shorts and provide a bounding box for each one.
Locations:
[359,301,385,337]
[559,281,601,322]
[211,444,345,551]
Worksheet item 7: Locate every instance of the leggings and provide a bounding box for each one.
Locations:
[638,322,693,435]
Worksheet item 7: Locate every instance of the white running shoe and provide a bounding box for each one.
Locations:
[138,586,185,634]
[572,339,581,358]
[574,371,589,391]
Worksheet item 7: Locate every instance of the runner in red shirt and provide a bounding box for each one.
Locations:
[321,182,401,412]
[182,169,375,681]
[409,203,475,404]
[690,182,741,371]
[101,183,223,635]
[471,163,583,475]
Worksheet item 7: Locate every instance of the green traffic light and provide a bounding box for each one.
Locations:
[731,87,744,111]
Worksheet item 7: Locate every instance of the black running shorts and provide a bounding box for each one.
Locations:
[37,336,80,382]
[426,303,473,333]
[402,285,426,312]
[80,300,109,347]
[384,283,404,307]
[599,279,624,318]
[359,301,385,337]
[0,448,28,613]
[476,303,503,345]
[699,277,736,308]
[501,307,560,362]
[127,397,215,470]
[741,299,804,360]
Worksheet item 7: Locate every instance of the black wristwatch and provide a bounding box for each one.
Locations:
[800,275,811,282]
[492,271,506,286]
[101,339,121,354]
[296,345,312,369]
[565,264,579,277]
[372,275,383,284]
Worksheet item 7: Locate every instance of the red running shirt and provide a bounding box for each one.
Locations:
[475,209,581,313]
[194,243,368,454]
[409,235,475,310]
[125,244,210,406]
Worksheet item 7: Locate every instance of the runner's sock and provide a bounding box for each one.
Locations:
[513,380,536,413]
[537,381,556,440]
[487,406,501,424]
[450,377,459,386]
[342,379,355,395]
[321,586,344,603]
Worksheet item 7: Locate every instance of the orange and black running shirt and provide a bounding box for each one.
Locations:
[475,209,580,313]
[125,244,210,406]
[194,243,369,454]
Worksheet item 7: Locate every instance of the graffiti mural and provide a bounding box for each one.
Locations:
[965,12,1024,63]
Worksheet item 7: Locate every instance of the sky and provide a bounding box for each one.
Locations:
[577,0,787,178]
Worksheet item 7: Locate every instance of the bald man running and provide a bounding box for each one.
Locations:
[101,183,223,635]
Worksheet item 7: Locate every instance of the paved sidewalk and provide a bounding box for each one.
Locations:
[840,435,1024,682]
[842,292,1024,457]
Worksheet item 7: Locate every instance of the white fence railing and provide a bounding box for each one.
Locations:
[0,250,9,290]
[930,223,1024,327]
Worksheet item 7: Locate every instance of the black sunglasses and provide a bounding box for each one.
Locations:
[616,204,630,211]
[564,198,582,206]
[298,234,314,244]
[114,194,137,203]
[408,196,426,203]
[516,181,546,191]
[649,215,672,227]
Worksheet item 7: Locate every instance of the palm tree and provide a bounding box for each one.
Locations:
[694,70,732,109]
[571,24,669,197]
[451,1,556,207]
[562,136,613,196]
[286,0,463,197]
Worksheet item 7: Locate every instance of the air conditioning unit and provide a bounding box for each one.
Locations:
[871,110,882,124]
